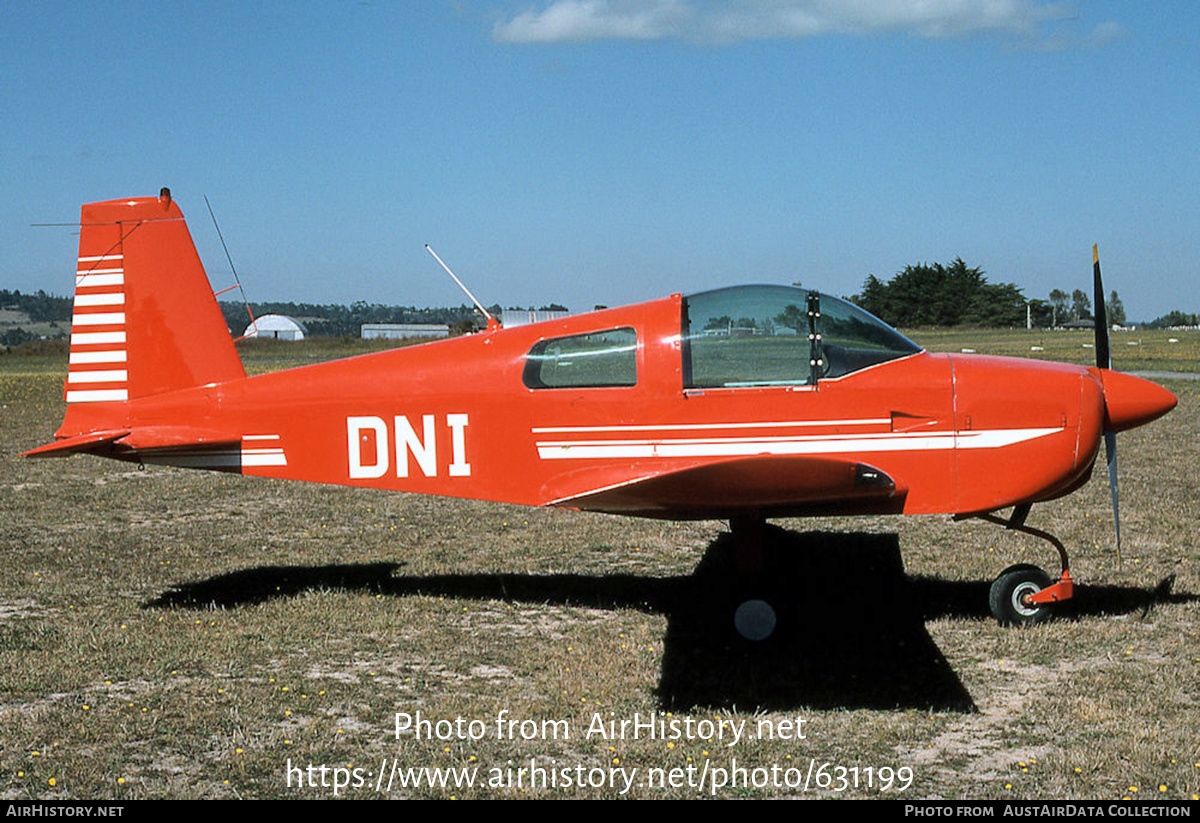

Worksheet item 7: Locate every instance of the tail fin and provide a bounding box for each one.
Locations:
[56,190,245,438]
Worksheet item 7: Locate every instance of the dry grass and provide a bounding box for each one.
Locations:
[0,333,1197,799]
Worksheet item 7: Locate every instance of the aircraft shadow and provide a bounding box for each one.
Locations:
[654,529,974,712]
[144,529,1194,712]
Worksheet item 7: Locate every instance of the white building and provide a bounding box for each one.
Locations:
[361,323,450,340]
[501,309,570,328]
[242,315,306,340]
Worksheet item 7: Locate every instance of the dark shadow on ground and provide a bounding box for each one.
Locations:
[144,529,1194,711]
[653,529,974,711]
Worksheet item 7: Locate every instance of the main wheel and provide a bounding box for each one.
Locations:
[989,564,1053,626]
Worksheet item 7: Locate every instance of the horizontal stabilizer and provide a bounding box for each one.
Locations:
[547,455,905,519]
[24,425,258,474]
[22,429,130,458]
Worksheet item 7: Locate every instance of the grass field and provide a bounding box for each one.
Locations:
[909,325,1200,374]
[1,331,1197,799]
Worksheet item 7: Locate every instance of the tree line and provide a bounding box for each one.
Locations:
[849,259,1130,328]
[4,278,1198,351]
[0,289,73,346]
[1144,310,1200,329]
[0,289,73,322]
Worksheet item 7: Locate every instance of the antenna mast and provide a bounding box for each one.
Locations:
[425,245,499,331]
[205,194,257,340]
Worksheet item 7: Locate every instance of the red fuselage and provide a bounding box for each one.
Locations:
[101,294,1163,519]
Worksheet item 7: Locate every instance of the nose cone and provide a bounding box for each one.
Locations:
[1100,370,1177,432]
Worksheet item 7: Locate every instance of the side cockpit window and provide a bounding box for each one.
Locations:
[682,285,920,388]
[523,327,637,389]
[682,287,809,387]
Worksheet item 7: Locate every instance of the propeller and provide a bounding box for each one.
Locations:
[1092,245,1121,564]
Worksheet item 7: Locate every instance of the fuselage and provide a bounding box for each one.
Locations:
[105,286,1156,520]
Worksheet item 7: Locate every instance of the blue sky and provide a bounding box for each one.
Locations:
[3,1,1197,322]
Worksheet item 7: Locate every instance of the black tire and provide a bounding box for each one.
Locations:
[989,564,1053,626]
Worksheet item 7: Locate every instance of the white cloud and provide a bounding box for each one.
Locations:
[494,0,693,43]
[493,0,1094,45]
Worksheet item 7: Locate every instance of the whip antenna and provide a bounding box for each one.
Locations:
[205,194,257,340]
[425,245,499,330]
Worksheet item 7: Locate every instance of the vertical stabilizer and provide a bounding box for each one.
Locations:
[58,191,245,437]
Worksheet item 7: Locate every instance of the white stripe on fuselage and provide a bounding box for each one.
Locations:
[534,427,1062,460]
[531,418,892,434]
[241,435,287,467]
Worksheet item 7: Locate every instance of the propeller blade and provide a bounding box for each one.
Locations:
[1094,246,1121,564]
[1104,430,1121,565]
[1093,244,1111,370]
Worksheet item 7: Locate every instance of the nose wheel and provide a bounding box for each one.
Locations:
[975,508,1076,626]
[988,564,1053,626]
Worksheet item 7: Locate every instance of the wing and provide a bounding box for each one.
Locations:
[544,455,906,520]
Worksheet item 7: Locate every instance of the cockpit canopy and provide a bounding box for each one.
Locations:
[682,285,921,388]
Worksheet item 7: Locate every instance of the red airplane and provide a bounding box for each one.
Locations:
[25,191,1177,636]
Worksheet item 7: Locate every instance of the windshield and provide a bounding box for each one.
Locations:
[681,284,921,388]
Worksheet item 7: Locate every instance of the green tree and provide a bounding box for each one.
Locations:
[1105,290,1126,327]
[1048,289,1069,326]
[1028,299,1054,327]
[851,259,1026,327]
[1071,289,1092,321]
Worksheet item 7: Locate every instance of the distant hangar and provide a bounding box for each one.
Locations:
[242,315,306,340]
